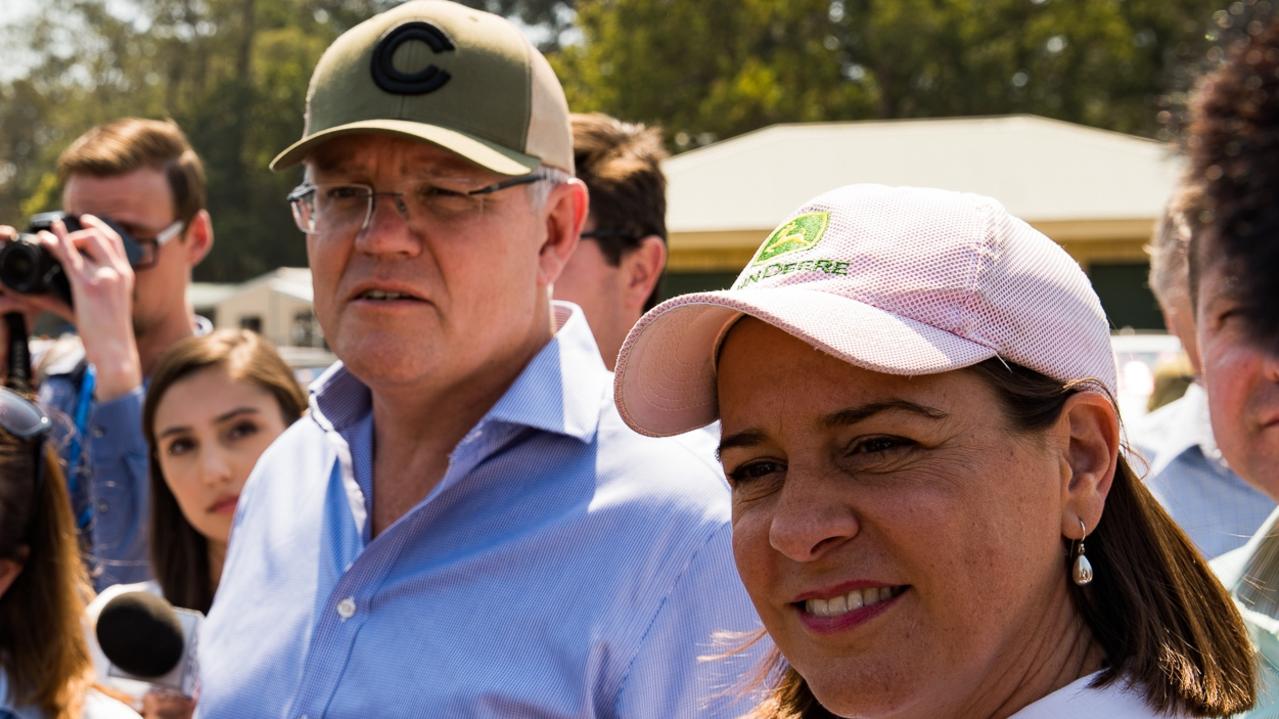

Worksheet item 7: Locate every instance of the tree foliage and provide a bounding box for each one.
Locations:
[0,0,1239,282]
[558,0,1225,149]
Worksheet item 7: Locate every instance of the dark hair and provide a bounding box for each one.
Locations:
[143,330,307,612]
[571,112,669,311]
[0,423,93,718]
[1187,13,1279,345]
[58,117,207,227]
[742,358,1256,718]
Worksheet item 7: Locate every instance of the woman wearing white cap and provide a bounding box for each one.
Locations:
[613,185,1255,718]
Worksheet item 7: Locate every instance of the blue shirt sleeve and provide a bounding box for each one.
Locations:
[86,385,152,587]
[38,370,152,589]
[614,522,767,718]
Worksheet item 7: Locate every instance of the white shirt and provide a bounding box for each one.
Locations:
[1010,672,1186,718]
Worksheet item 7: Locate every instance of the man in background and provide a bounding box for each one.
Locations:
[1130,178,1273,558]
[554,112,669,369]
[0,118,215,588]
[1185,14,1279,716]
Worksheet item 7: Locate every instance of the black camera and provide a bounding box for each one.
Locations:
[0,212,138,307]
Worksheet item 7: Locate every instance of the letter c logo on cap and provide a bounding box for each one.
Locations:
[371,21,455,95]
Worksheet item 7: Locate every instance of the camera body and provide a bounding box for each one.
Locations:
[0,212,141,307]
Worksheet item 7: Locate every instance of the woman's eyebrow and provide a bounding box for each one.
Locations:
[822,400,948,428]
[214,406,261,424]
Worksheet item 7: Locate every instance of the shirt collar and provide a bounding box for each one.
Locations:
[308,301,606,443]
[1143,383,1227,476]
[484,301,606,443]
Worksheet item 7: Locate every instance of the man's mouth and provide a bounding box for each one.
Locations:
[356,289,421,301]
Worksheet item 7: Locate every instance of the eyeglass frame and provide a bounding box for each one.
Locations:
[285,171,552,234]
[130,220,186,269]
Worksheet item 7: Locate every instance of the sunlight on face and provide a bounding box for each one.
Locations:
[152,365,290,544]
[716,319,1068,718]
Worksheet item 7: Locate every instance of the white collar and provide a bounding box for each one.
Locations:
[1009,671,1181,718]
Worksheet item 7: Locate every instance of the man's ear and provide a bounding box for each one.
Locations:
[538,178,589,287]
[183,209,215,268]
[620,236,666,312]
[0,555,25,599]
[1057,391,1121,538]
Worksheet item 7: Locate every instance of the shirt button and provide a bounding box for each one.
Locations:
[96,501,109,513]
[91,427,105,438]
[336,597,356,619]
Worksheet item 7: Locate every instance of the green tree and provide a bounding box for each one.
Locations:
[560,0,1224,148]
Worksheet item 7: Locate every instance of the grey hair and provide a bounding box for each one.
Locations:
[1147,177,1204,309]
[529,165,573,209]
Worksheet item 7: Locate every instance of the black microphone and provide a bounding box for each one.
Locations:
[95,591,201,695]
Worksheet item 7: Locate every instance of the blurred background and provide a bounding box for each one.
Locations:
[0,0,1252,414]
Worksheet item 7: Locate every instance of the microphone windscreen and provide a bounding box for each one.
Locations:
[95,591,185,678]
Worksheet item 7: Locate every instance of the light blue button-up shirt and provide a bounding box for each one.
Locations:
[1130,383,1274,559]
[198,304,765,718]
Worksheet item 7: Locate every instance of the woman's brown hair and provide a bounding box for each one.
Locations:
[143,329,307,613]
[742,358,1257,718]
[0,425,93,718]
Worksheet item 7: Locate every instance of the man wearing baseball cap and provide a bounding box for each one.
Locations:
[196,2,761,716]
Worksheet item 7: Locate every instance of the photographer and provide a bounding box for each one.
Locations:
[0,118,214,589]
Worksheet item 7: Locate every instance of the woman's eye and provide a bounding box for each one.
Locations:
[851,436,913,455]
[165,438,195,457]
[226,421,260,441]
[726,459,785,486]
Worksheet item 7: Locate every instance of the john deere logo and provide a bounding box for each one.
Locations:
[371,21,455,95]
[751,211,830,265]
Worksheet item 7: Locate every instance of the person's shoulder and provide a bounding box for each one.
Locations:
[1011,673,1188,718]
[591,408,729,522]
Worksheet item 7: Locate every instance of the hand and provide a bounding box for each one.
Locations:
[141,689,195,719]
[35,215,141,401]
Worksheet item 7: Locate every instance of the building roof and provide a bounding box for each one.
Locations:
[664,115,1183,233]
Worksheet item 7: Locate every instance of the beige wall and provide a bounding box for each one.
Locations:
[214,283,317,349]
[667,218,1153,273]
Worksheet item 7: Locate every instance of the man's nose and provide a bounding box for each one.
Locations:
[356,192,418,256]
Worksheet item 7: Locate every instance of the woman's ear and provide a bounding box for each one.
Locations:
[1058,391,1121,538]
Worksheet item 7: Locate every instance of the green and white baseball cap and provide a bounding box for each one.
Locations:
[271,0,573,175]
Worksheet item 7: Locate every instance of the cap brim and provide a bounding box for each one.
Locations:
[269,119,539,175]
[613,287,999,437]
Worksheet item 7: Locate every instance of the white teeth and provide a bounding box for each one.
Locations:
[804,586,899,617]
[362,289,411,300]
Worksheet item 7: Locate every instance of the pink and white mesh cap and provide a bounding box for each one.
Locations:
[613,184,1118,437]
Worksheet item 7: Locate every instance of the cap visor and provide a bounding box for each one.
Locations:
[270,119,539,175]
[614,287,999,437]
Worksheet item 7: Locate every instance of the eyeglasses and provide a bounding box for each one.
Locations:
[131,220,185,269]
[286,172,550,235]
[0,388,50,441]
[0,387,51,502]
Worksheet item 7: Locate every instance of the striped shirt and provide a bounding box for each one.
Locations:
[1130,383,1274,559]
[197,304,765,718]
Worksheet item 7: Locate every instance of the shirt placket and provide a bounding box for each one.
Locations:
[285,426,501,719]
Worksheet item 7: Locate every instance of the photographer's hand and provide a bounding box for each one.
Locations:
[37,215,141,402]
